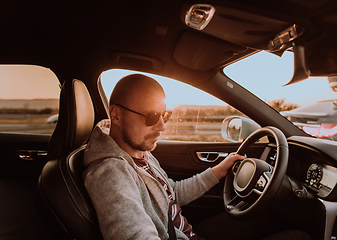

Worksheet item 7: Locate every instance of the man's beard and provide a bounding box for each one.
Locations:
[120,124,159,152]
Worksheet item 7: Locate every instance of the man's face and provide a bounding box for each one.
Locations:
[119,93,167,153]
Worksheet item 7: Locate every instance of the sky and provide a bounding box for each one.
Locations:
[0,51,335,110]
[224,51,336,107]
[0,65,60,99]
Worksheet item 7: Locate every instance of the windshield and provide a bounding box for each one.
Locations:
[224,51,337,141]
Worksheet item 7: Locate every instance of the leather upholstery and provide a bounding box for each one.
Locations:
[35,79,103,240]
[47,79,95,160]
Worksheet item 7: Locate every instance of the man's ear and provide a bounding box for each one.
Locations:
[109,105,120,125]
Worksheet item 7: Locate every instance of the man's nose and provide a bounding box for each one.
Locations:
[152,115,166,131]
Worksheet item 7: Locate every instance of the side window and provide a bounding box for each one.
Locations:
[100,69,246,142]
[0,65,60,134]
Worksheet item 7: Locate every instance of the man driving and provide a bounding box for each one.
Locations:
[82,74,312,240]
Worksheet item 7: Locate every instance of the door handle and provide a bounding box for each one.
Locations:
[17,150,48,161]
[196,152,229,163]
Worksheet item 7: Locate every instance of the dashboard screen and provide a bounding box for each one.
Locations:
[305,163,337,198]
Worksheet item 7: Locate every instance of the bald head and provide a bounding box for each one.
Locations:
[109,74,165,107]
[108,74,168,157]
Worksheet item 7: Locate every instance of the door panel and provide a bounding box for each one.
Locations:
[0,133,50,178]
[0,133,53,240]
[153,140,268,223]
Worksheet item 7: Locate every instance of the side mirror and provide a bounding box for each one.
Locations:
[221,116,261,143]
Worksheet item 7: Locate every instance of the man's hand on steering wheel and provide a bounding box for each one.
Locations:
[211,152,247,180]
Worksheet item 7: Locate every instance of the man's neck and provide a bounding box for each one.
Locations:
[130,150,145,159]
[109,127,144,158]
[113,137,144,158]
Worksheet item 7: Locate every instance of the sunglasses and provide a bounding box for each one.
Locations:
[115,104,172,126]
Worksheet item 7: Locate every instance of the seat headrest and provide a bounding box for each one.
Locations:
[48,79,95,160]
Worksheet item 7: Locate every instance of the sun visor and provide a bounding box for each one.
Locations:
[173,31,247,71]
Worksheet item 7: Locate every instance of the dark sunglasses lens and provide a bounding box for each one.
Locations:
[145,113,160,126]
[145,111,172,126]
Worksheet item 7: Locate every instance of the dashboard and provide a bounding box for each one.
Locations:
[261,137,337,200]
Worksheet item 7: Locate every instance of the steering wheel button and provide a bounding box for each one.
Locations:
[255,176,267,191]
[226,205,235,211]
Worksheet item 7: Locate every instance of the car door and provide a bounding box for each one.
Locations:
[0,65,59,240]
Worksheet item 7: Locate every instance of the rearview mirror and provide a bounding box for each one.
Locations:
[221,116,261,143]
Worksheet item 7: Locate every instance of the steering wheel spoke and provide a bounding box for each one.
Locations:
[232,161,242,175]
[225,195,250,212]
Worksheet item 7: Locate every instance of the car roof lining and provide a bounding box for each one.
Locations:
[0,0,337,84]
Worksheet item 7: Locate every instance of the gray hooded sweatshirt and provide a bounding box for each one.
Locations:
[83,120,219,240]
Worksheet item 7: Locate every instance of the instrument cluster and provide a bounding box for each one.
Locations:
[304,163,337,198]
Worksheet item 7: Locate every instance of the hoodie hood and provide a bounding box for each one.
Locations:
[84,119,133,167]
[83,119,152,170]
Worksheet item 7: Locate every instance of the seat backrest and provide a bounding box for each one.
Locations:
[47,79,95,160]
[35,79,103,240]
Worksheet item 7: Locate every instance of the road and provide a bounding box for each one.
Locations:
[0,123,56,134]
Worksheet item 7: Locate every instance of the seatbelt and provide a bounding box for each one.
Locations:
[168,211,177,240]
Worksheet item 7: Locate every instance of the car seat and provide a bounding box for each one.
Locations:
[35,79,103,240]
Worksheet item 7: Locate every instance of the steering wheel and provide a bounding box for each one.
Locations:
[223,126,288,219]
